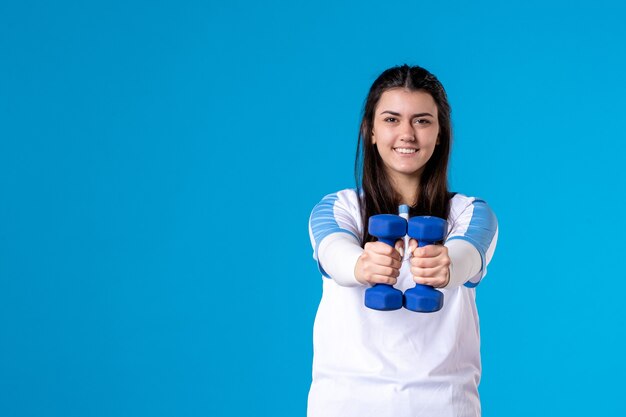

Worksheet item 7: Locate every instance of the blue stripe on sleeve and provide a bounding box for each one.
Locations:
[446,199,498,288]
[310,192,360,278]
[310,193,359,244]
[463,280,479,288]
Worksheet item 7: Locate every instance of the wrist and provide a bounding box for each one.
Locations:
[354,256,367,285]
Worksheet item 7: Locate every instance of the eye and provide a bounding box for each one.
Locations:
[384,117,398,123]
[414,118,431,125]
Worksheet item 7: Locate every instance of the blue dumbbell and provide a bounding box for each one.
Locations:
[364,214,406,311]
[404,216,448,313]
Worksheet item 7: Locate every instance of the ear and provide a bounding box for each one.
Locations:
[371,130,376,144]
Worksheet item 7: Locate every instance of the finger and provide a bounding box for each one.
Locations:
[361,256,401,276]
[411,265,445,278]
[370,242,402,261]
[394,239,405,258]
[371,262,400,277]
[410,255,450,268]
[370,274,398,286]
[414,244,445,258]
[412,275,445,287]
[410,256,440,269]
[370,253,402,271]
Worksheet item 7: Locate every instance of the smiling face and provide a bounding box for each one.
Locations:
[371,88,440,185]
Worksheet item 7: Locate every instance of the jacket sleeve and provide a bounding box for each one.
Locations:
[445,198,499,287]
[308,191,364,285]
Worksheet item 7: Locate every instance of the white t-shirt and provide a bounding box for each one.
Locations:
[307,189,499,417]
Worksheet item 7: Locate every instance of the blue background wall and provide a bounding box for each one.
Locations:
[2,0,625,416]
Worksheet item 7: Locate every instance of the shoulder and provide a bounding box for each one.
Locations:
[448,192,479,205]
[313,188,361,212]
[449,192,496,217]
[447,192,498,237]
[309,188,363,243]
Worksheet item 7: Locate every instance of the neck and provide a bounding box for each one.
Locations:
[390,174,420,206]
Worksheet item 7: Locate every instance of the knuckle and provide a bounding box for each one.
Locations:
[382,245,394,255]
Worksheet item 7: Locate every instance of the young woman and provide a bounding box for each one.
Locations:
[307,64,499,417]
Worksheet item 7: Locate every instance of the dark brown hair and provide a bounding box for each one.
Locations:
[355,64,453,245]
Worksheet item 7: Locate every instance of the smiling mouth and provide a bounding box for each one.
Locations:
[394,147,418,154]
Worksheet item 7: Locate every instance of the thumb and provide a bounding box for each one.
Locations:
[408,238,418,256]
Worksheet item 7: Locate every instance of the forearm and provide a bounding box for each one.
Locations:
[317,233,365,287]
[443,239,482,289]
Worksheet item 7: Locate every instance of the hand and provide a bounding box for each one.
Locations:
[354,240,404,286]
[408,239,451,288]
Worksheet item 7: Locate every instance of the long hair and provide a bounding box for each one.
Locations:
[355,64,453,245]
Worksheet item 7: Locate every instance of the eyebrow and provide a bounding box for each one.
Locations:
[379,110,434,118]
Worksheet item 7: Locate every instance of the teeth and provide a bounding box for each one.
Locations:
[395,148,417,154]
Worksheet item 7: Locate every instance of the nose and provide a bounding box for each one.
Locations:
[399,120,416,142]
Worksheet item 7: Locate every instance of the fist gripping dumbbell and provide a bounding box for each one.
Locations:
[404,216,448,313]
[364,214,406,311]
